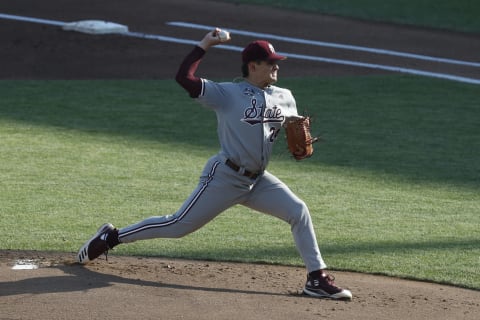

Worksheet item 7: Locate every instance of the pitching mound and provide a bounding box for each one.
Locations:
[1,250,479,320]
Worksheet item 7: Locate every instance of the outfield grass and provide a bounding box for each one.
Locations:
[222,0,480,34]
[0,77,478,289]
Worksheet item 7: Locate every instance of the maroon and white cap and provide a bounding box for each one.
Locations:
[242,40,286,63]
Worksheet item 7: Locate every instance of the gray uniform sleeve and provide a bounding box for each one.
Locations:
[196,79,230,110]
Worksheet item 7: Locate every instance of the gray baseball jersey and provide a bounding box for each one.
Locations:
[198,79,298,172]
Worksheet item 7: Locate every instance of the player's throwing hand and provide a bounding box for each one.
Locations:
[199,28,231,50]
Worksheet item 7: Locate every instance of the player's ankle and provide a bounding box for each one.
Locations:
[106,229,120,249]
[308,269,325,278]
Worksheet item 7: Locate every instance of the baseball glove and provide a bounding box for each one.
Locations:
[284,116,318,160]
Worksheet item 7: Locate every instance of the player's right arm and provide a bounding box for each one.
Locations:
[175,46,205,98]
[175,29,227,98]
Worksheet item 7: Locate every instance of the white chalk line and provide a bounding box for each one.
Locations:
[1,13,479,85]
[0,13,65,26]
[167,21,480,68]
[127,29,480,85]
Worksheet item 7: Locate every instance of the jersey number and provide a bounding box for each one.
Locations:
[268,127,280,142]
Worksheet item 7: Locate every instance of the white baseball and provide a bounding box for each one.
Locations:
[218,29,230,41]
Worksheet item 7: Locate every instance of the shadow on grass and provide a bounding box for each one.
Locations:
[165,237,479,262]
[0,78,479,187]
[319,238,480,254]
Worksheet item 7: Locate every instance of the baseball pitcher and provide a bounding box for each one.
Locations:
[77,28,352,300]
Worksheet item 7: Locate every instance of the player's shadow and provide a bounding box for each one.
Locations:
[0,262,298,298]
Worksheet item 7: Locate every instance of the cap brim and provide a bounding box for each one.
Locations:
[269,53,287,61]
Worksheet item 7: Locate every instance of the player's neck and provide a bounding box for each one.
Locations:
[244,77,273,90]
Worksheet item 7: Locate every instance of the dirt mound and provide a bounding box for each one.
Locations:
[1,250,479,320]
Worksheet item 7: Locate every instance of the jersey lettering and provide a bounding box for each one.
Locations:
[242,98,285,125]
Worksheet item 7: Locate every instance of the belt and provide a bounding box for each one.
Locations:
[225,159,261,179]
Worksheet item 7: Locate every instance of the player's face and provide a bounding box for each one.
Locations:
[247,60,281,88]
[258,60,280,84]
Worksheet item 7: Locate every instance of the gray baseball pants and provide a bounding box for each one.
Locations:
[118,154,327,272]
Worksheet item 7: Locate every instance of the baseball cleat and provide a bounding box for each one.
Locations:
[77,223,116,264]
[303,271,353,300]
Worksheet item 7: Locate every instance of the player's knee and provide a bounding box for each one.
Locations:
[288,201,311,225]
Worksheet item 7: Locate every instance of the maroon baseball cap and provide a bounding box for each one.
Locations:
[242,40,286,63]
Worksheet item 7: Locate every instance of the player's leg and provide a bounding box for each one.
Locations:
[119,157,247,242]
[242,171,326,272]
[242,171,352,300]
[77,157,245,263]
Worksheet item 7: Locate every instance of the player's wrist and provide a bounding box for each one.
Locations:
[197,39,211,51]
[195,45,207,54]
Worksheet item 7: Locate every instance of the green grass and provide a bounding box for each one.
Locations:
[0,77,479,290]
[221,0,480,33]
